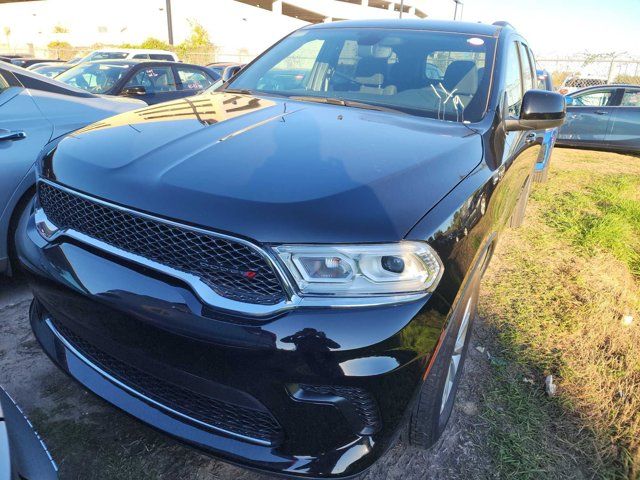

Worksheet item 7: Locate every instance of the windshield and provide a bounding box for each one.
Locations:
[227,27,495,122]
[33,65,68,78]
[57,62,130,93]
[86,51,129,62]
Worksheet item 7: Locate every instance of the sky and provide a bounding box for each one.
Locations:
[1,0,637,59]
[426,0,640,57]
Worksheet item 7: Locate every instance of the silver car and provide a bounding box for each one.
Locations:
[0,62,145,275]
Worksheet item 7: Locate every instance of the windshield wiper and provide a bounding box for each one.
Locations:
[223,88,254,95]
[289,96,404,114]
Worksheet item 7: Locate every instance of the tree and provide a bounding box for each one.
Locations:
[140,37,173,51]
[176,19,218,63]
[47,40,73,60]
[52,24,69,34]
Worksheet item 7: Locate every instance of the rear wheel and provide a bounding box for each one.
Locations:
[408,278,480,449]
[7,190,35,277]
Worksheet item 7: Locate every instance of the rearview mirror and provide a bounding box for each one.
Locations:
[121,85,147,96]
[505,90,566,131]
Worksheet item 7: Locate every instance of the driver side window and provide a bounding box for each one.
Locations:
[504,42,524,117]
[126,67,177,93]
[0,73,9,94]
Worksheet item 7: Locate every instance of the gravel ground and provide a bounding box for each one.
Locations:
[0,275,496,479]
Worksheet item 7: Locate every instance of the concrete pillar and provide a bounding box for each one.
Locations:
[361,0,368,5]
[324,17,333,22]
[272,0,282,15]
[409,6,416,15]
[388,2,395,11]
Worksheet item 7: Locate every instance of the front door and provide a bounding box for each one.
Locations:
[559,88,620,147]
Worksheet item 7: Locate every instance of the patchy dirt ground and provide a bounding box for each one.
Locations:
[0,275,496,480]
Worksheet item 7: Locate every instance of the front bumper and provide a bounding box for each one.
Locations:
[17,206,449,478]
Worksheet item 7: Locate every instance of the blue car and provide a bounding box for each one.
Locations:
[0,62,144,277]
[557,84,640,154]
[17,20,565,478]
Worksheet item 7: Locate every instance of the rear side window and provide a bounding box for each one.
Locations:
[518,43,535,90]
[504,42,524,117]
[177,67,214,90]
[126,66,177,93]
[0,73,9,93]
[149,54,174,61]
[621,89,640,107]
[132,54,150,59]
[571,89,614,107]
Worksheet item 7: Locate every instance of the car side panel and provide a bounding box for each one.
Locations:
[558,105,613,146]
[605,106,640,152]
[0,88,52,270]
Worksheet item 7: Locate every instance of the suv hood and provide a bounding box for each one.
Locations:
[45,92,482,243]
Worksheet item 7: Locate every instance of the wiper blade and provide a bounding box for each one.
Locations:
[290,95,404,114]
[290,95,346,105]
[224,88,254,95]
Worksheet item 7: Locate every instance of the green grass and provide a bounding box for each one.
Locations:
[534,175,640,276]
[480,149,640,479]
[482,363,599,480]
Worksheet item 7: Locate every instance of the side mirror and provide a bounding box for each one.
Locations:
[505,89,566,131]
[121,85,147,96]
[565,96,574,106]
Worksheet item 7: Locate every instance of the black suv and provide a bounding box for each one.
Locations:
[17,19,564,478]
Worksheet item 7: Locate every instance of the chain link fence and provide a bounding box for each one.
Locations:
[537,55,640,88]
[1,45,257,66]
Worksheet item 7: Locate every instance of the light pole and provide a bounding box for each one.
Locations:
[399,0,404,18]
[453,0,463,20]
[165,0,174,45]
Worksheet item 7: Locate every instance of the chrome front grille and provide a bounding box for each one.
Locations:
[38,182,286,306]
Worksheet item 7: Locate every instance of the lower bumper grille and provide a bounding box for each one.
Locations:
[298,384,381,434]
[48,317,283,445]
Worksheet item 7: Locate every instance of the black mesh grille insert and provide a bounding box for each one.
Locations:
[38,182,285,305]
[50,318,283,445]
[299,384,381,433]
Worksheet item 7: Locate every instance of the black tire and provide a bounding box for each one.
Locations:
[509,173,532,228]
[7,189,35,277]
[408,277,480,449]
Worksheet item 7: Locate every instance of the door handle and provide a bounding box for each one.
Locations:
[594,110,609,115]
[0,129,27,141]
[525,132,537,144]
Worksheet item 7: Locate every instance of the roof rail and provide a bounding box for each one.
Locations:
[492,21,515,29]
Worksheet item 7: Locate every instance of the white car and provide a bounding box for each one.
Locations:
[72,48,179,64]
[557,76,608,95]
[0,62,145,276]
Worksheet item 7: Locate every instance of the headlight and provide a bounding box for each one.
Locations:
[274,242,443,297]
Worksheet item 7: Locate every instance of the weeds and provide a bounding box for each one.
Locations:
[480,149,640,479]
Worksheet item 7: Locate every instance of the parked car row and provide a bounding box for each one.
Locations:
[0,61,144,277]
[8,19,567,479]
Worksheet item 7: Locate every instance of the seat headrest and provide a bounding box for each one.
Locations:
[357,44,392,59]
[443,60,478,95]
